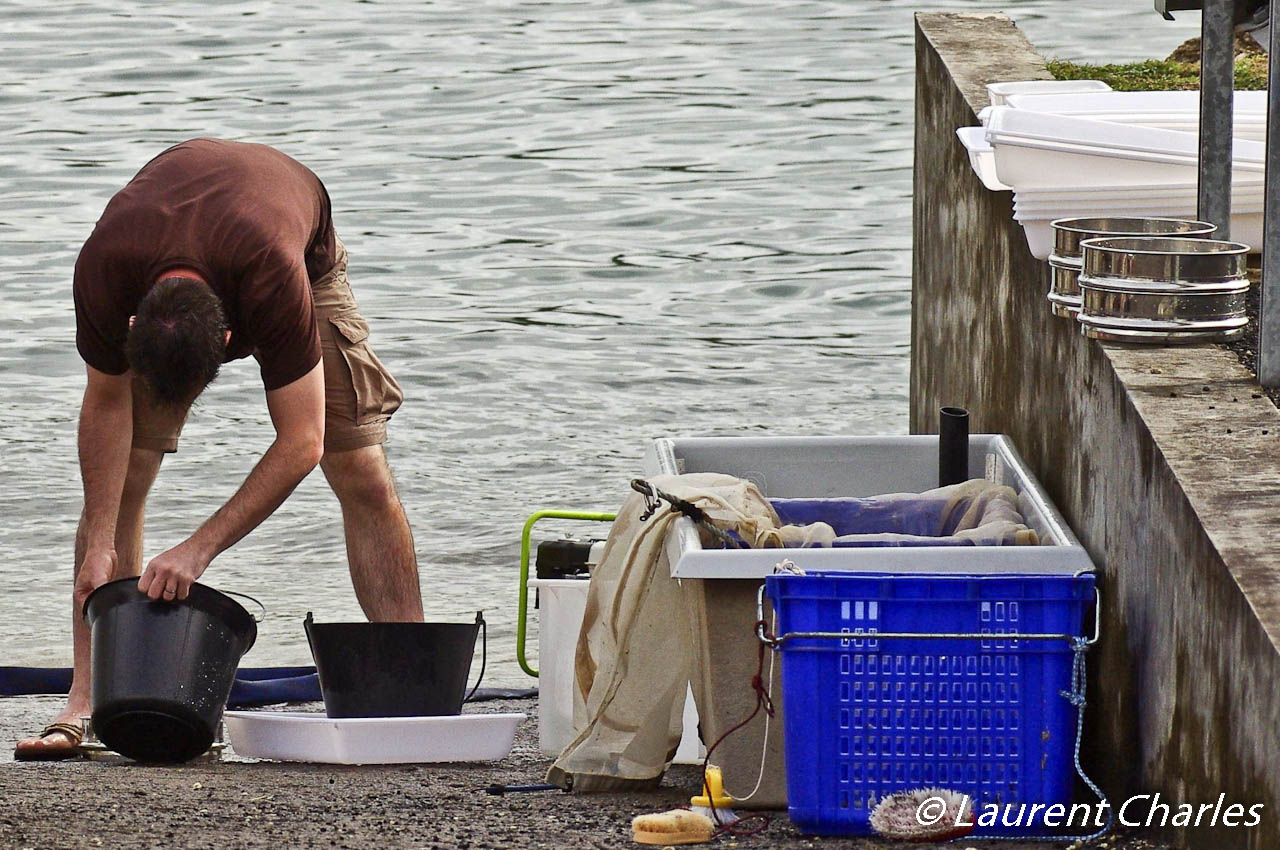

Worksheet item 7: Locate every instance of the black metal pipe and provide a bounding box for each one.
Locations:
[938,407,970,487]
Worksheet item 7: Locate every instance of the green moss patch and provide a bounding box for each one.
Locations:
[1047,56,1267,91]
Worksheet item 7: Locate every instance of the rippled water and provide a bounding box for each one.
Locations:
[0,1,1197,684]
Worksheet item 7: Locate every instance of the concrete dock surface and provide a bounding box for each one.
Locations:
[0,694,1173,850]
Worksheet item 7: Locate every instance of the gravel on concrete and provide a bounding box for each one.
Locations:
[0,694,1176,850]
[1223,269,1279,410]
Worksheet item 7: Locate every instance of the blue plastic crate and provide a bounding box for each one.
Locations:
[764,571,1096,837]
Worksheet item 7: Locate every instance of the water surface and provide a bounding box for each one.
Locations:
[0,1,1198,684]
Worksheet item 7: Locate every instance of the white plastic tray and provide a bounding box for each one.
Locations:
[981,97,1266,142]
[955,126,1010,191]
[1001,89,1267,117]
[985,108,1266,189]
[224,711,525,764]
[985,106,1263,158]
[985,79,1110,107]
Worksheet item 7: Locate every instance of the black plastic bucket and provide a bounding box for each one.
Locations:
[304,612,482,718]
[84,578,257,763]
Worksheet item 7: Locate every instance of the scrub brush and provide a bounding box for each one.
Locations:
[869,787,974,843]
[690,764,740,827]
[631,809,714,845]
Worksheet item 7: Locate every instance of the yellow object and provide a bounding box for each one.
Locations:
[690,765,735,809]
[631,809,714,845]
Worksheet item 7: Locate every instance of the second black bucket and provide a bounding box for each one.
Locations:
[84,578,257,764]
[304,613,481,718]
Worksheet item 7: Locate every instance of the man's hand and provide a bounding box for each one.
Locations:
[134,361,326,601]
[138,538,214,602]
[74,548,118,611]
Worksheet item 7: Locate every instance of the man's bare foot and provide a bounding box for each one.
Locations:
[14,706,88,761]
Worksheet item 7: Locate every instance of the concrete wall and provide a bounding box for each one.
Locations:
[912,14,1280,849]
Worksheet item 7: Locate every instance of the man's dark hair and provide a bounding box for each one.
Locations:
[125,276,228,406]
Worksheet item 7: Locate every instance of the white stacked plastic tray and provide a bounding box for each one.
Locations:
[956,104,1266,195]
[958,80,1114,191]
[954,93,1268,257]
[1010,179,1264,259]
[1008,173,1264,259]
[224,711,525,764]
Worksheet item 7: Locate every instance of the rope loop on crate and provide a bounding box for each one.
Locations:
[982,635,1111,844]
[1064,636,1113,844]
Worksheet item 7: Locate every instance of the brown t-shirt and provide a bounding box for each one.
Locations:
[73,138,336,391]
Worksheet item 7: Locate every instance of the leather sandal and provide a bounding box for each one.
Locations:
[13,722,85,762]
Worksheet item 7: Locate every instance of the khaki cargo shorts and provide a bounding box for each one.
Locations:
[132,236,405,454]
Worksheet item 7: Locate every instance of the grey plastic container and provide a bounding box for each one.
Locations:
[643,434,1093,578]
[641,435,1095,809]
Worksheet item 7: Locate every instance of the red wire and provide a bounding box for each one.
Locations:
[696,620,776,839]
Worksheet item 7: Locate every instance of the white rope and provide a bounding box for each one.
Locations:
[975,637,1112,844]
[726,604,777,804]
[729,558,799,802]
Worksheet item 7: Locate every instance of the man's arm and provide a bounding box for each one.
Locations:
[75,366,134,605]
[138,360,325,600]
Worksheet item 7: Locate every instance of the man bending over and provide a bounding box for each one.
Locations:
[15,139,423,760]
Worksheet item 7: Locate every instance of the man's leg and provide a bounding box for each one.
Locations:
[16,448,164,754]
[310,235,418,622]
[320,445,423,622]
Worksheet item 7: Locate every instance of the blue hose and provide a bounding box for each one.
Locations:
[0,667,534,709]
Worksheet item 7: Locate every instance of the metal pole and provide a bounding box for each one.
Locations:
[1261,0,1280,386]
[1198,0,1235,235]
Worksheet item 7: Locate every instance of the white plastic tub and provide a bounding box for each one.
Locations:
[526,577,587,757]
[985,107,1265,189]
[957,126,1268,196]
[528,576,704,763]
[223,711,525,764]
